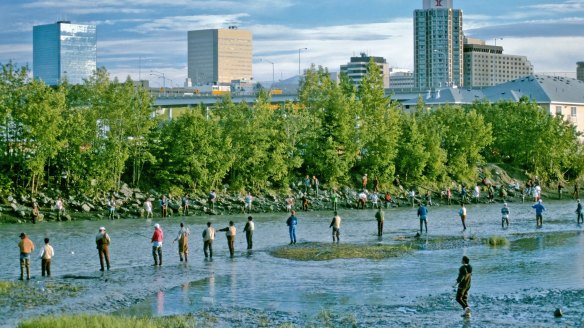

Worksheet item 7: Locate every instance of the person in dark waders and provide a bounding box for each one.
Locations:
[454,255,473,318]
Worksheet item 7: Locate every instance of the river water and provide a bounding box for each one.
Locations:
[2,199,584,326]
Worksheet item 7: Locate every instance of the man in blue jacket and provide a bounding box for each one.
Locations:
[286,210,298,244]
[532,199,546,228]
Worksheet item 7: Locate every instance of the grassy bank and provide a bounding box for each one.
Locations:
[18,314,205,328]
[0,280,82,310]
[270,242,411,261]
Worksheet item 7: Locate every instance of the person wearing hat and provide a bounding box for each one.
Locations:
[96,227,111,271]
[151,223,164,266]
[173,222,190,262]
[501,203,510,229]
[18,233,35,280]
[532,199,546,228]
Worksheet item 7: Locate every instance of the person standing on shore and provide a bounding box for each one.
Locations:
[454,256,473,318]
[182,194,190,216]
[31,203,40,224]
[417,203,428,235]
[39,238,54,277]
[302,193,309,211]
[95,227,110,272]
[287,210,298,244]
[151,223,164,266]
[532,199,546,228]
[501,203,510,229]
[243,216,255,250]
[304,175,311,193]
[218,221,236,257]
[362,174,368,190]
[576,200,583,224]
[244,192,253,213]
[202,222,215,259]
[329,211,341,243]
[144,199,153,218]
[459,204,468,231]
[173,222,190,262]
[373,176,379,193]
[208,190,217,211]
[286,196,295,212]
[358,190,367,209]
[55,197,65,220]
[160,195,168,218]
[574,183,580,199]
[557,182,564,199]
[312,176,319,195]
[330,191,338,211]
[18,233,35,280]
[108,196,116,220]
[375,207,384,237]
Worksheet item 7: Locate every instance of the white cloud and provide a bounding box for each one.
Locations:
[524,0,584,13]
[128,14,249,34]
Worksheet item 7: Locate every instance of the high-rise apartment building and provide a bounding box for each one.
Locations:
[463,38,533,87]
[33,21,96,86]
[578,62,584,82]
[188,27,252,85]
[414,0,464,89]
[340,53,390,88]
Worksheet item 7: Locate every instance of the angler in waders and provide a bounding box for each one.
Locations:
[454,256,473,318]
[173,222,190,262]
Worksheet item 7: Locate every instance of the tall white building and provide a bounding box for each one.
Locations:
[187,27,252,85]
[414,0,464,89]
[463,38,533,87]
[340,53,390,88]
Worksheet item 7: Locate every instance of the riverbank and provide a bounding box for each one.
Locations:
[1,163,576,225]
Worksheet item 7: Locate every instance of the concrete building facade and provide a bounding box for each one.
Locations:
[33,21,96,85]
[340,53,390,88]
[414,0,464,89]
[389,71,415,90]
[463,38,533,87]
[187,27,252,85]
[578,62,584,82]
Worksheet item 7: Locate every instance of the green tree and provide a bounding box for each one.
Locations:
[356,61,401,185]
[298,66,361,187]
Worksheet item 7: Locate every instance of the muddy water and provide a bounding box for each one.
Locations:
[2,200,584,326]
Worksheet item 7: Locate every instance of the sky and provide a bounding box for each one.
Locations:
[0,0,583,87]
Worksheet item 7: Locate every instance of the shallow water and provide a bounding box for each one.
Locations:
[2,199,584,326]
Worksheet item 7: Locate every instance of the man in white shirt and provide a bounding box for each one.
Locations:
[39,238,54,277]
[202,222,215,259]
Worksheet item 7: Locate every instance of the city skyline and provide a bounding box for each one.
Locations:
[0,0,583,87]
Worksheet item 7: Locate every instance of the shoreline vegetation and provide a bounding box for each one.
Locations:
[0,62,582,226]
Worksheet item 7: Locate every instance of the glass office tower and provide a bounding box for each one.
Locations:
[33,21,96,85]
[414,0,464,89]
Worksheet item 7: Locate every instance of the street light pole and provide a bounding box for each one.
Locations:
[150,70,166,96]
[298,48,308,76]
[261,59,275,87]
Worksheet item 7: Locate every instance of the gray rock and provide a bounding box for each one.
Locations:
[81,204,91,212]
